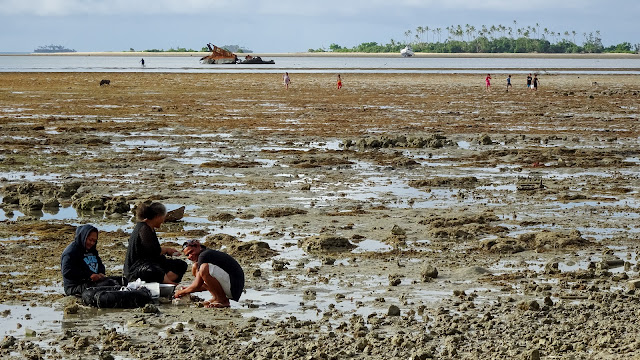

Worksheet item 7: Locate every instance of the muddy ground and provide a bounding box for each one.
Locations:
[1,72,640,359]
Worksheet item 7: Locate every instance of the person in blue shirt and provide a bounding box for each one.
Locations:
[61,225,123,296]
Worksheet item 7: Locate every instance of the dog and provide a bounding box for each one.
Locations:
[100,79,111,86]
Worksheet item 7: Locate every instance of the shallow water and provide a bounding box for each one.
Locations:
[0,304,62,338]
[2,55,639,74]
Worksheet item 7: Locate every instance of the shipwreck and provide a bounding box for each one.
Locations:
[200,43,274,65]
[200,43,238,64]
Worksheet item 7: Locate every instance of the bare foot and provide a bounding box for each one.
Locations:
[203,300,230,308]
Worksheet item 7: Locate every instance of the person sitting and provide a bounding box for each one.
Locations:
[61,225,123,296]
[174,240,245,308]
[123,202,187,284]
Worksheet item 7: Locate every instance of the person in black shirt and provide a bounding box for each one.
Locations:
[174,240,245,308]
[123,202,187,284]
[533,74,540,91]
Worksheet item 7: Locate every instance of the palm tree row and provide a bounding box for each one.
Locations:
[407,22,584,45]
[309,23,638,54]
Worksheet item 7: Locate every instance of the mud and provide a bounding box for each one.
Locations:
[1,72,640,359]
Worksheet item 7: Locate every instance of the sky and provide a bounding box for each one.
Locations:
[0,0,637,53]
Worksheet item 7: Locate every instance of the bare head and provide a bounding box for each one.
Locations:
[136,202,166,228]
[182,239,203,262]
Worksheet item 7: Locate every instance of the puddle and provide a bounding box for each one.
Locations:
[0,171,61,181]
[491,248,637,275]
[0,304,62,338]
[352,239,393,253]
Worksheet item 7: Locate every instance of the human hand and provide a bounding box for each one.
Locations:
[174,289,187,298]
[162,247,181,256]
[90,273,105,282]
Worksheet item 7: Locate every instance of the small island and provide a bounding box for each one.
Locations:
[33,44,76,53]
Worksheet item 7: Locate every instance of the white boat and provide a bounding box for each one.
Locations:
[400,45,414,57]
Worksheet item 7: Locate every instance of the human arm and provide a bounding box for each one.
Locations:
[138,223,162,258]
[161,246,180,256]
[61,252,96,283]
[174,265,204,298]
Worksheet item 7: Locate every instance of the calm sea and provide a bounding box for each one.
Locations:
[0,55,639,74]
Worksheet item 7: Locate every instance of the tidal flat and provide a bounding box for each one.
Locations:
[1,72,640,359]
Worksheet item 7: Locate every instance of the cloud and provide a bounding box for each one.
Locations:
[0,0,596,16]
[0,0,237,16]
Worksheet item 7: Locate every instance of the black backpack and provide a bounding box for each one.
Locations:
[81,286,153,308]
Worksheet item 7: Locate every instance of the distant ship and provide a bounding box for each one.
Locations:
[33,45,76,53]
[400,45,414,57]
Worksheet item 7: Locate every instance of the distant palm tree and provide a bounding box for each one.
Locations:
[416,26,424,44]
[491,25,499,39]
[404,30,412,44]
[499,25,506,38]
[456,25,463,41]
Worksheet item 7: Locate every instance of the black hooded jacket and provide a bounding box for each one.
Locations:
[61,225,105,292]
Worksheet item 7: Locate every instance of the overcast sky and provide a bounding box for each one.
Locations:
[0,0,637,52]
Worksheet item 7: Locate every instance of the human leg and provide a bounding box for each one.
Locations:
[156,257,187,284]
[129,262,165,283]
[65,283,89,296]
[198,263,230,307]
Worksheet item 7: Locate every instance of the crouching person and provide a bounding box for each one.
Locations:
[61,225,124,296]
[174,240,244,308]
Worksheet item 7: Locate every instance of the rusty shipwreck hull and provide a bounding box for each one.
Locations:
[200,43,238,64]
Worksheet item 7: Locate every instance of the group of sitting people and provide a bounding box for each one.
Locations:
[60,202,244,308]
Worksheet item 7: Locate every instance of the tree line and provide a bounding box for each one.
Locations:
[130,44,253,53]
[310,22,639,54]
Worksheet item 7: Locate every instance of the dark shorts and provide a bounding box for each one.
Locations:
[128,257,187,283]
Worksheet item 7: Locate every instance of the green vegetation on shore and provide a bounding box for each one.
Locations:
[310,23,639,54]
[129,44,253,53]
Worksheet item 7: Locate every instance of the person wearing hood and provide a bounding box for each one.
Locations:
[61,225,122,296]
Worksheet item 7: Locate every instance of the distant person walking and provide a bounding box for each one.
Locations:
[526,73,533,89]
[140,58,145,67]
[485,74,492,92]
[533,74,539,91]
[337,74,343,89]
[506,75,512,91]
[283,72,291,90]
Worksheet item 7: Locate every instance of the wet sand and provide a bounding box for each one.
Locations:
[1,72,640,359]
